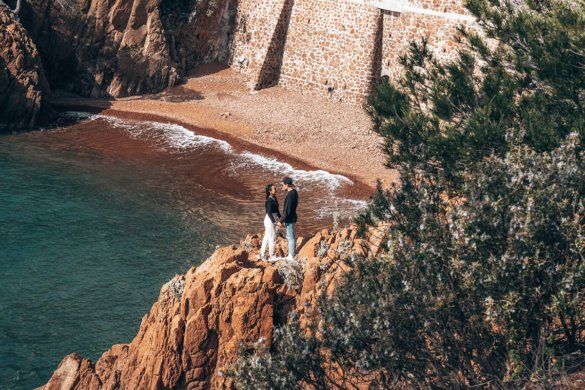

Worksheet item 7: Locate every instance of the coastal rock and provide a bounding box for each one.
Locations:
[19,0,234,98]
[0,2,50,131]
[40,354,100,390]
[40,226,376,389]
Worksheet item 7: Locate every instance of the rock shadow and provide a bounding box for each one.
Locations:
[39,91,114,131]
[255,0,295,90]
[142,85,204,103]
[188,62,231,78]
[0,56,51,133]
[368,12,385,96]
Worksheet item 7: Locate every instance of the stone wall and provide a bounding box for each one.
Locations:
[229,0,473,104]
[380,1,476,80]
[230,0,293,89]
[278,0,382,103]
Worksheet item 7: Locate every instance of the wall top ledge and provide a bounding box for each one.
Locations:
[369,0,410,12]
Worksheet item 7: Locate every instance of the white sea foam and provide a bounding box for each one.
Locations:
[235,152,353,189]
[63,111,133,130]
[63,111,355,192]
[147,121,233,152]
[63,111,98,121]
[314,198,368,219]
[63,111,232,152]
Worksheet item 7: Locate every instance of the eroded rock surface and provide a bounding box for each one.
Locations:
[0,2,50,131]
[40,226,372,389]
[19,0,234,98]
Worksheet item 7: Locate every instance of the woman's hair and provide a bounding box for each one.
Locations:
[265,183,274,199]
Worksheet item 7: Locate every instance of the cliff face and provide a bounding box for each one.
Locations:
[0,2,50,131]
[40,226,377,389]
[1,0,473,116]
[19,0,235,98]
[1,0,473,121]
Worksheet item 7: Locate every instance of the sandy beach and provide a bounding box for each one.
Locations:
[52,64,398,193]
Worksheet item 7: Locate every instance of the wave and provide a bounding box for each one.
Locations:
[314,198,368,218]
[62,111,355,191]
[146,122,233,152]
[234,152,353,189]
[62,111,232,152]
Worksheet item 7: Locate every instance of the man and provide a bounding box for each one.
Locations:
[278,176,298,261]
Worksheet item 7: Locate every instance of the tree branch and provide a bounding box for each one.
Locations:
[9,0,24,14]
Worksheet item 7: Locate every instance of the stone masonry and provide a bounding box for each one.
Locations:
[278,0,382,103]
[229,0,473,104]
[229,0,293,89]
[380,1,477,80]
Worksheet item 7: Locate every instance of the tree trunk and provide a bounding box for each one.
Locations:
[14,0,23,14]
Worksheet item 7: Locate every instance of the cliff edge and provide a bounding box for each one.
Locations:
[39,226,381,389]
[0,2,50,132]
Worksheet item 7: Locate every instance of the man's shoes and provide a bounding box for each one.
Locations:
[257,254,267,261]
[267,256,279,263]
[286,255,295,262]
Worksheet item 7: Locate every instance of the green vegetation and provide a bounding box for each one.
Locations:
[228,0,585,387]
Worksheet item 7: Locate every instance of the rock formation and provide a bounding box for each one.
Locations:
[18,0,235,98]
[1,0,474,114]
[40,226,374,389]
[0,2,50,131]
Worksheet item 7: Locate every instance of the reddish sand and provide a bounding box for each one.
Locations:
[53,63,399,193]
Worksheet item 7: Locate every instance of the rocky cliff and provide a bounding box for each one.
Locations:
[18,0,235,98]
[0,2,50,131]
[40,226,381,389]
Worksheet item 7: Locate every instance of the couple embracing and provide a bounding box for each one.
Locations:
[258,176,298,262]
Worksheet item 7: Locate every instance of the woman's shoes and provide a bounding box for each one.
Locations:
[258,254,294,262]
[257,254,279,262]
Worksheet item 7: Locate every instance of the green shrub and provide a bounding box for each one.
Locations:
[228,0,585,387]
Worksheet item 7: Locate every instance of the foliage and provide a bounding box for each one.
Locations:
[226,321,331,390]
[228,0,585,388]
[367,0,585,189]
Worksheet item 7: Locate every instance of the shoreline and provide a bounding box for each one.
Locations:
[51,64,398,199]
[53,105,374,200]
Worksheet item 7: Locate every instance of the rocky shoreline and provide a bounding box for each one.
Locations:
[39,226,386,389]
[52,64,397,190]
[2,2,394,387]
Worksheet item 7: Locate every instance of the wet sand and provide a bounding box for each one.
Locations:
[52,63,398,195]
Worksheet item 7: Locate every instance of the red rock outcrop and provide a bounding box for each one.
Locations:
[0,2,50,131]
[40,226,370,389]
[19,0,235,98]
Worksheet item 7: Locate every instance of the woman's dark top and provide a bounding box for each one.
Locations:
[265,196,281,223]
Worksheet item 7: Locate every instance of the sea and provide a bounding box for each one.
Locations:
[0,111,367,389]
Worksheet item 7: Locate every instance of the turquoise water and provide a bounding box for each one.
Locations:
[0,130,240,389]
[0,113,365,389]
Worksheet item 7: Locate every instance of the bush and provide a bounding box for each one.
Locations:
[228,0,585,387]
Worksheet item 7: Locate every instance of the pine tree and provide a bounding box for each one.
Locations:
[229,1,585,387]
[367,0,584,188]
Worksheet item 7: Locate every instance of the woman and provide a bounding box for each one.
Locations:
[258,183,281,261]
